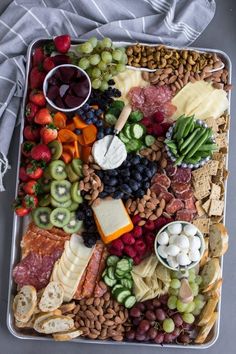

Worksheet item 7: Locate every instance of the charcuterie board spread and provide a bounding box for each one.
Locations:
[11,35,232,346]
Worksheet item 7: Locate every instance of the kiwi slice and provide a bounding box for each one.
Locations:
[63,212,83,234]
[65,164,80,183]
[71,181,83,203]
[49,160,67,180]
[38,194,51,207]
[50,207,70,227]
[68,201,79,212]
[48,141,63,160]
[51,197,72,208]
[32,207,53,230]
[71,159,83,177]
[51,180,71,202]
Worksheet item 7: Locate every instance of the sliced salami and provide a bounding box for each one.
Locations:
[158,191,174,203]
[185,197,197,212]
[175,189,194,200]
[171,182,191,194]
[172,167,191,184]
[150,183,167,195]
[166,164,177,177]
[151,173,171,189]
[165,198,184,215]
[176,209,195,222]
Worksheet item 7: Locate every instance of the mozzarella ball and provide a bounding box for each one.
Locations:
[177,252,191,266]
[158,245,168,259]
[169,235,178,244]
[183,224,198,237]
[188,249,201,262]
[175,234,190,250]
[157,231,169,245]
[168,223,182,235]
[167,255,179,269]
[166,244,180,257]
[189,236,201,250]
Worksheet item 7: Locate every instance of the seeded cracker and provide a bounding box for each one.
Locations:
[192,218,210,234]
[215,133,227,149]
[205,117,218,133]
[202,199,211,213]
[208,199,224,216]
[216,116,227,127]
[209,183,221,200]
[195,200,206,217]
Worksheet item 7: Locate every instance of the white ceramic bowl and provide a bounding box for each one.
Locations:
[43,64,91,113]
[154,221,205,271]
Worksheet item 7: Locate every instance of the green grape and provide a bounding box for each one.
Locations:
[91,68,101,79]
[195,275,202,285]
[98,60,107,71]
[182,313,195,324]
[188,272,196,283]
[103,72,112,82]
[112,49,123,61]
[167,295,177,310]
[86,67,93,78]
[100,81,109,91]
[109,66,117,76]
[92,79,102,89]
[185,302,195,313]
[176,299,189,313]
[119,54,128,64]
[76,44,83,53]
[170,278,181,289]
[195,294,205,302]
[89,54,101,66]
[115,63,126,73]
[169,288,179,296]
[88,36,98,48]
[78,57,90,70]
[190,283,199,297]
[194,298,205,310]
[117,46,126,53]
[81,42,93,54]
[192,307,201,316]
[162,318,175,333]
[101,51,113,64]
[101,37,112,48]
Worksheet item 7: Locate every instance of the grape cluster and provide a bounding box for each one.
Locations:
[76,202,100,247]
[126,295,193,344]
[76,37,127,90]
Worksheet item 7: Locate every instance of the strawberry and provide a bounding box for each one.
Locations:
[40,124,58,144]
[29,66,46,90]
[23,180,40,195]
[31,144,51,162]
[29,90,46,107]
[15,206,30,217]
[22,194,38,209]
[19,166,30,182]
[121,233,135,245]
[25,102,39,122]
[123,245,137,258]
[21,141,36,157]
[26,163,43,180]
[54,34,71,54]
[23,125,40,142]
[43,57,55,72]
[133,226,143,238]
[111,238,124,251]
[34,108,53,125]
[32,47,45,66]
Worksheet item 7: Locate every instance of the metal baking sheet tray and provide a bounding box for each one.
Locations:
[7,38,232,349]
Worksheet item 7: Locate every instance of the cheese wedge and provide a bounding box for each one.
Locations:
[92,199,133,244]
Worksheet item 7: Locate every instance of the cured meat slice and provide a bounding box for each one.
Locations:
[176,209,195,222]
[175,189,194,200]
[94,247,108,297]
[172,168,191,184]
[73,268,87,300]
[165,198,184,215]
[13,251,61,290]
[185,197,197,212]
[159,101,177,117]
[166,164,177,177]
[171,182,191,194]
[151,173,171,189]
[158,191,174,203]
[150,183,167,195]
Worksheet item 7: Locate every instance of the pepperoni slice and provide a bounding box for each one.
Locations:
[171,182,191,194]
[166,164,177,177]
[151,174,171,189]
[158,191,174,203]
[165,198,184,214]
[175,189,194,200]
[150,183,167,195]
[185,197,197,212]
[176,209,195,222]
[172,168,191,184]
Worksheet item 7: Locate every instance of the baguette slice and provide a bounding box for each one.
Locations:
[195,312,218,344]
[209,223,228,257]
[33,310,61,333]
[197,297,219,326]
[41,315,74,334]
[53,328,82,341]
[200,237,209,268]
[13,285,37,323]
[59,302,76,314]
[200,258,221,292]
[205,278,222,299]
[39,281,64,312]
[15,314,35,329]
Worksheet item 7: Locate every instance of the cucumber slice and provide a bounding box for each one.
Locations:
[125,139,142,152]
[124,273,133,280]
[104,275,117,287]
[129,110,143,122]
[145,135,156,147]
[112,284,123,294]
[107,266,115,280]
[124,124,132,139]
[107,255,120,267]
[124,295,136,308]
[119,131,130,144]
[111,100,125,111]
[105,113,117,125]
[114,288,131,304]
[116,259,131,273]
[120,278,133,289]
[131,123,146,139]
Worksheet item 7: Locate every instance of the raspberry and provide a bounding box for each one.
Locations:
[161,122,172,134]
[152,124,164,137]
[124,245,137,258]
[122,233,135,245]
[152,111,164,123]
[132,215,142,225]
[109,246,123,257]
[111,238,124,251]
[147,126,154,135]
[154,216,169,231]
[134,240,147,255]
[145,233,155,250]
[133,255,142,265]
[133,226,143,238]
[144,220,155,231]
[141,117,151,127]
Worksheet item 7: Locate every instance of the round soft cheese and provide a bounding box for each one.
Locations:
[92,135,127,170]
[157,231,169,245]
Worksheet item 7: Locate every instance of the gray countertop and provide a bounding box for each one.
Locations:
[0,1,235,353]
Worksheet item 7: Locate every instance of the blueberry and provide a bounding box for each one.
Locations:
[107,169,118,176]
[132,172,142,181]
[131,156,141,164]
[104,185,116,193]
[139,189,146,197]
[85,208,93,217]
[106,177,118,186]
[97,132,104,140]
[96,109,103,116]
[75,129,82,135]
[113,190,124,199]
[120,184,132,194]
[108,79,115,86]
[91,116,97,123]
[83,103,90,111]
[99,191,108,198]
[141,158,149,166]
[86,111,94,119]
[95,170,103,178]
[146,169,154,178]
[77,108,83,115]
[76,210,85,220]
[129,180,139,192]
[105,127,114,135]
[143,181,150,189]
[136,165,145,173]
[85,118,93,125]
[102,175,111,184]
[120,169,130,177]
[95,119,104,128]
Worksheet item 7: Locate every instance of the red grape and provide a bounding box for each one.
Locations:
[159,294,168,305]
[153,298,161,308]
[133,318,142,326]
[182,322,192,331]
[155,308,166,321]
[164,333,174,343]
[147,327,158,340]
[178,332,191,344]
[135,333,146,341]
[172,313,183,327]
[130,307,141,318]
[126,329,136,340]
[154,332,164,344]
[136,302,146,312]
[138,319,150,334]
[145,300,154,310]
[145,310,156,321]
[172,327,181,338]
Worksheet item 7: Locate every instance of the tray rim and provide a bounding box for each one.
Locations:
[6,37,232,349]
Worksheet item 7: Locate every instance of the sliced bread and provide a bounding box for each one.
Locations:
[200,258,221,292]
[197,297,219,326]
[205,278,223,299]
[33,312,56,333]
[15,314,35,329]
[59,302,76,314]
[195,312,218,344]
[53,328,82,341]
[40,315,74,334]
[13,285,37,323]
[39,281,64,312]
[209,223,228,257]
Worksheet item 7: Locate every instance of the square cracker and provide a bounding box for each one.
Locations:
[195,200,206,217]
[209,199,224,216]
[207,160,219,176]
[216,116,226,126]
[215,133,227,149]
[202,199,211,213]
[192,218,210,234]
[205,117,218,132]
[209,183,221,200]
[194,188,210,200]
